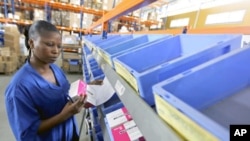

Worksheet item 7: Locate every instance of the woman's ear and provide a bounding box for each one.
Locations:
[28,39,34,49]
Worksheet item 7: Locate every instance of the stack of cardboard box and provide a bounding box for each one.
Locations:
[0,47,18,74]
[61,35,82,73]
[4,25,21,56]
[1,24,27,73]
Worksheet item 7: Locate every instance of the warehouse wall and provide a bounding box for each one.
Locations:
[166,1,250,29]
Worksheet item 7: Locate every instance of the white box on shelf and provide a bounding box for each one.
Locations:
[112,120,145,141]
[106,107,133,128]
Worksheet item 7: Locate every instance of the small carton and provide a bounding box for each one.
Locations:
[68,79,87,101]
[112,120,145,141]
[106,107,133,129]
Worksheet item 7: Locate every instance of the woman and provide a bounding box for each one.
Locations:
[5,20,85,141]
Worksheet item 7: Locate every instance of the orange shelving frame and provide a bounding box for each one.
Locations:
[0,18,89,33]
[89,0,145,30]
[0,2,33,11]
[117,26,250,35]
[19,0,107,16]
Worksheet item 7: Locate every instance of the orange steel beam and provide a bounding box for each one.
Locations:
[89,0,145,29]
[119,26,250,35]
[0,2,33,11]
[188,26,250,34]
[19,0,106,16]
[0,18,88,33]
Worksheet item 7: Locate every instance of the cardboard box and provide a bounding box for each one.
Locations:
[112,120,145,141]
[69,79,87,101]
[0,63,5,72]
[4,40,20,54]
[61,11,70,27]
[60,0,69,3]
[5,61,16,73]
[70,0,80,5]
[62,60,70,71]
[4,24,19,33]
[0,47,10,56]
[106,107,133,129]
[51,10,62,26]
[4,33,20,43]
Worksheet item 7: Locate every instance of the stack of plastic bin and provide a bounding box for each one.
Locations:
[83,45,104,81]
[98,34,172,67]
[152,46,250,141]
[113,34,242,105]
[95,35,143,57]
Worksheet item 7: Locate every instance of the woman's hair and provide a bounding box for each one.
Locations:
[24,20,60,61]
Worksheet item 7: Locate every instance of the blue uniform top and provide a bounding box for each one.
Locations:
[5,62,79,141]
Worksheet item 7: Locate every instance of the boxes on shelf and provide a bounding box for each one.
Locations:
[113,34,242,105]
[98,34,171,67]
[33,9,44,21]
[4,24,19,33]
[70,12,80,28]
[62,35,80,45]
[61,11,70,27]
[62,52,82,60]
[70,0,81,5]
[59,0,69,3]
[51,10,61,26]
[4,25,21,55]
[111,120,145,141]
[0,47,11,56]
[152,46,250,141]
[0,49,18,74]
[101,94,123,115]
[106,107,133,129]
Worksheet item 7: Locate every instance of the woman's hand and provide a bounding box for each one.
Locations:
[60,95,86,120]
[38,95,86,134]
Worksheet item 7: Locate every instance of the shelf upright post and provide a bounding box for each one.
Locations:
[4,0,8,18]
[80,0,84,40]
[10,0,15,17]
[44,2,51,23]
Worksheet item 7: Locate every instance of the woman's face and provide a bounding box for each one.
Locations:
[30,31,62,64]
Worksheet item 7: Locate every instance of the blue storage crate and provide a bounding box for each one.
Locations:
[85,35,120,51]
[101,94,123,115]
[90,107,102,133]
[93,35,125,47]
[69,59,80,65]
[95,35,144,57]
[114,34,242,105]
[153,46,250,141]
[95,132,104,141]
[99,34,172,67]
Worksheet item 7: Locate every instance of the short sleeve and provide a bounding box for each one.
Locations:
[5,83,41,141]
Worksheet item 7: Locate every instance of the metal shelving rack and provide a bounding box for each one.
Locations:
[82,39,182,141]
[61,44,83,73]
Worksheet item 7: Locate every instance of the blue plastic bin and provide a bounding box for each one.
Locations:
[90,107,101,133]
[153,46,250,141]
[101,94,123,115]
[114,34,242,105]
[95,35,143,52]
[85,35,121,51]
[96,132,104,141]
[98,34,172,67]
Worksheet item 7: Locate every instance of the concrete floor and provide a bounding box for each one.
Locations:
[0,71,89,141]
